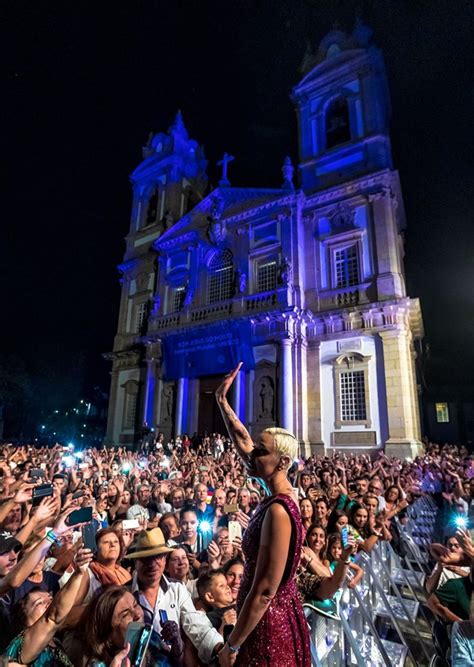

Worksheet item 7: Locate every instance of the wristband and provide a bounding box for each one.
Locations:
[45,530,61,545]
[342,559,351,565]
[226,640,241,654]
[372,529,382,538]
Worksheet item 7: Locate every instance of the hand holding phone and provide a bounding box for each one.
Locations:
[68,506,93,526]
[32,484,54,507]
[81,523,97,554]
[228,520,242,543]
[341,526,349,549]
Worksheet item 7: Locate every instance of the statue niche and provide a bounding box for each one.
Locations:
[252,360,277,432]
[258,377,275,419]
[146,187,159,224]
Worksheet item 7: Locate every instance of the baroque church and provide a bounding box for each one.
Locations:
[105,22,424,458]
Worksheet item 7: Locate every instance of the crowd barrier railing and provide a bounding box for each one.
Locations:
[306,496,438,667]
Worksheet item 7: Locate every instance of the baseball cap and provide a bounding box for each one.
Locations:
[0,531,22,555]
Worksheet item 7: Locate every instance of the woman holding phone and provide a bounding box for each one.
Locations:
[215,363,310,667]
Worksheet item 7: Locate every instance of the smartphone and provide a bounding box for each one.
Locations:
[30,468,45,480]
[81,522,97,553]
[223,624,234,642]
[341,526,349,549]
[123,622,152,667]
[32,483,54,507]
[224,504,239,514]
[72,490,85,500]
[122,519,140,530]
[228,520,242,543]
[68,506,93,526]
[158,609,168,625]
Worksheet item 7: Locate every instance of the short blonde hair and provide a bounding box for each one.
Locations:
[263,427,299,461]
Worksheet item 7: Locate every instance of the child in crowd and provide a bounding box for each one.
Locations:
[197,569,237,635]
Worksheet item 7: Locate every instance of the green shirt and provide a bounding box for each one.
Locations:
[436,576,473,621]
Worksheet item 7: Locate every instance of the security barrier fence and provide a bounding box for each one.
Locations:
[306,496,438,667]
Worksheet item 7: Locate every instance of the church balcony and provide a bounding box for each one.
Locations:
[148,287,292,332]
[189,301,233,323]
[318,282,372,311]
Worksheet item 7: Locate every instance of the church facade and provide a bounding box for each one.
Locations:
[106,23,423,458]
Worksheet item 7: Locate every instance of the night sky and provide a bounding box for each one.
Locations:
[2,0,474,401]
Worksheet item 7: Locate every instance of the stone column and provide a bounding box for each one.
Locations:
[245,370,254,434]
[189,378,200,434]
[154,377,163,430]
[370,190,405,299]
[293,336,309,456]
[142,358,156,426]
[106,369,120,443]
[280,338,294,433]
[306,341,325,455]
[174,377,188,437]
[379,329,423,458]
[233,369,245,420]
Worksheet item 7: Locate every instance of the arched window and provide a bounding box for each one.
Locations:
[208,249,234,303]
[325,97,351,149]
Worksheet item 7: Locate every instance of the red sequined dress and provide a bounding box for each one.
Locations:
[236,493,311,666]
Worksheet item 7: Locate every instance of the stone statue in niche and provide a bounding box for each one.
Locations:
[136,273,149,292]
[279,257,292,285]
[160,210,174,231]
[207,195,227,245]
[183,284,194,307]
[151,294,161,317]
[235,270,247,294]
[162,385,174,420]
[146,188,158,224]
[259,378,274,418]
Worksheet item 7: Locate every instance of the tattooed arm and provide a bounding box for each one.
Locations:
[215,362,254,464]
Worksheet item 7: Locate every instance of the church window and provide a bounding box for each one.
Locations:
[172,286,186,312]
[435,402,450,423]
[257,260,277,293]
[334,245,359,288]
[340,371,366,421]
[332,353,371,428]
[135,302,147,333]
[208,250,234,304]
[325,97,351,149]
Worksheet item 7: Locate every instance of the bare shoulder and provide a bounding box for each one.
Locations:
[265,500,292,524]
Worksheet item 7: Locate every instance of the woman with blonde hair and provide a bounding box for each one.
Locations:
[215,363,310,667]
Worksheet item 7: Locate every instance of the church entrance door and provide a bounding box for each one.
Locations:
[198,375,227,436]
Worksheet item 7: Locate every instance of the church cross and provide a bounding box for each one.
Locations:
[217,152,235,187]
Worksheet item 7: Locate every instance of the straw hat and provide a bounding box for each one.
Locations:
[125,528,174,559]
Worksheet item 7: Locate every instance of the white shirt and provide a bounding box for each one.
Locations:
[132,573,222,664]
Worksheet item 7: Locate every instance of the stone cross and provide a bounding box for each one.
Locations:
[217,152,235,187]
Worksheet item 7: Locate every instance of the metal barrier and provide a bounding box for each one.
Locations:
[306,496,438,666]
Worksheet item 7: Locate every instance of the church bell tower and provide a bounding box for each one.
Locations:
[293,21,392,192]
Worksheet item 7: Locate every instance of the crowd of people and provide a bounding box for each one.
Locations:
[0,407,473,664]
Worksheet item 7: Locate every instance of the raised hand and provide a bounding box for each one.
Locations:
[74,547,94,572]
[14,483,34,504]
[110,643,130,667]
[33,496,58,524]
[341,536,357,560]
[161,620,184,657]
[215,363,243,402]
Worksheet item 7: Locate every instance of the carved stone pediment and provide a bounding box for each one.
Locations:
[328,203,355,233]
